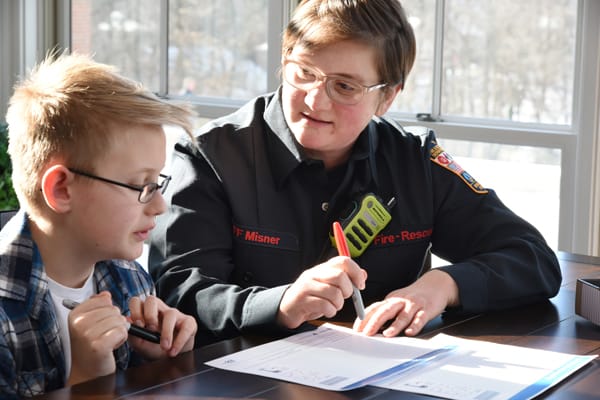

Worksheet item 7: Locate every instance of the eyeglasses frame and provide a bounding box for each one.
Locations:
[68,168,171,204]
[282,59,387,105]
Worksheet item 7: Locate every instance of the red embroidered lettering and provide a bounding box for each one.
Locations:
[400,229,432,241]
[233,225,244,237]
[375,234,395,245]
[245,230,281,245]
[245,231,257,241]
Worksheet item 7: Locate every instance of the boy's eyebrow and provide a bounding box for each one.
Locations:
[125,167,166,177]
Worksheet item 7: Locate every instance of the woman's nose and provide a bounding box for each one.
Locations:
[304,81,333,110]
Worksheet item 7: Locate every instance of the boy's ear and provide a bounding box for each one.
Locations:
[375,85,403,117]
[40,165,74,213]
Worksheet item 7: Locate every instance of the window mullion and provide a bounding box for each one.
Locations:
[266,0,293,92]
[430,0,445,118]
[158,0,168,96]
[56,0,71,52]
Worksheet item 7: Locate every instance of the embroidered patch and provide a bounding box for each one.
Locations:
[429,141,488,194]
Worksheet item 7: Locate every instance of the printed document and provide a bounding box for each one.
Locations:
[206,323,596,399]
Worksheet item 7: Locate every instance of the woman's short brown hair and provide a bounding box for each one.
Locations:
[282,0,416,89]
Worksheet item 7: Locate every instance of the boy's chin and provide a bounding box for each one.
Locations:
[112,245,144,263]
[131,244,148,267]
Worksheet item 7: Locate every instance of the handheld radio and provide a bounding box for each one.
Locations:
[331,193,395,258]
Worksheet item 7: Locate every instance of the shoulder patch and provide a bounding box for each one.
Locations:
[428,141,488,194]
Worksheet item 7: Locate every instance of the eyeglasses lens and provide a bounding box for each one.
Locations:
[284,62,366,105]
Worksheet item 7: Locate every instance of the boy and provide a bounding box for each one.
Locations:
[0,52,197,398]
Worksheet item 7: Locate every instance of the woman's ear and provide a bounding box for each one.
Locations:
[40,165,74,213]
[375,85,403,116]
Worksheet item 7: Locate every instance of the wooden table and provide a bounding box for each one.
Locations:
[34,252,600,399]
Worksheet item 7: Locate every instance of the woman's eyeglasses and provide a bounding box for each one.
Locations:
[282,59,387,105]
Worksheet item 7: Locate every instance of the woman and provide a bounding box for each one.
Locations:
[149,0,561,344]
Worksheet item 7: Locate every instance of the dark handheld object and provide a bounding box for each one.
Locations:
[62,299,162,344]
[127,324,162,344]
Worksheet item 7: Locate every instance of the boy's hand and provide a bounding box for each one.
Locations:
[67,291,128,385]
[128,295,197,359]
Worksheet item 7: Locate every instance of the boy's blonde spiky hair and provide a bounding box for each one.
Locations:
[5,52,194,212]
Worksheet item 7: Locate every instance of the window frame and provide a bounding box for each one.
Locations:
[35,0,599,254]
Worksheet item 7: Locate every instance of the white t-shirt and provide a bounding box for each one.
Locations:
[47,273,95,380]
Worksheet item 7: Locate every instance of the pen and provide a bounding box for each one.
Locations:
[332,221,366,320]
[62,298,162,344]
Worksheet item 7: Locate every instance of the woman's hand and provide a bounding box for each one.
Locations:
[353,270,459,337]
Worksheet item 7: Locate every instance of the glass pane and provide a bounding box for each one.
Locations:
[443,0,577,124]
[390,0,435,114]
[71,0,161,92]
[168,0,268,100]
[437,139,560,251]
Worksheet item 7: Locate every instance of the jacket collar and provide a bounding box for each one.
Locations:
[263,88,378,189]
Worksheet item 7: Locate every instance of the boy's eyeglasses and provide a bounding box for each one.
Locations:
[282,59,387,105]
[68,168,171,204]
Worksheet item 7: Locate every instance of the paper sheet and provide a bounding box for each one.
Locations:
[206,323,596,398]
[206,323,447,390]
[374,333,595,399]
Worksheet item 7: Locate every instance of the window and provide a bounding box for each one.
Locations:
[396,0,576,125]
[441,140,561,250]
[442,1,576,125]
[71,0,162,91]
[391,0,578,252]
[168,0,268,100]
[70,0,287,114]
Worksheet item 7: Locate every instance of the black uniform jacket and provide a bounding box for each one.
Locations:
[149,90,561,345]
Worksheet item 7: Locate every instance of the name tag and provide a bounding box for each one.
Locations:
[232,223,299,251]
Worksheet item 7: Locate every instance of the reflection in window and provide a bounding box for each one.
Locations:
[443,0,577,124]
[72,0,161,92]
[168,0,268,100]
[391,0,577,126]
[71,0,269,100]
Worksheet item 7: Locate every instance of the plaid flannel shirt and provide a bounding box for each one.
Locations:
[0,211,156,398]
